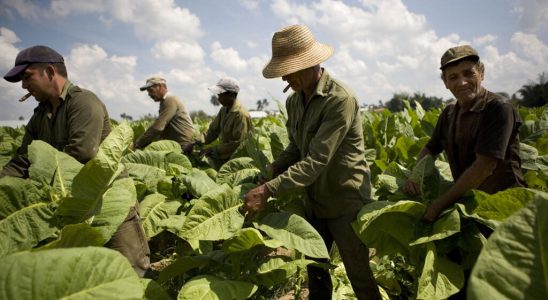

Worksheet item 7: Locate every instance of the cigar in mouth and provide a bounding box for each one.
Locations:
[19,92,31,102]
[283,84,290,93]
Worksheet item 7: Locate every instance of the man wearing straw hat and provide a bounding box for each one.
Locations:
[243,25,381,299]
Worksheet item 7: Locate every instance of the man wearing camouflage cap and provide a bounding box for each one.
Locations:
[134,76,195,150]
[404,45,526,222]
[184,77,251,169]
[242,24,381,299]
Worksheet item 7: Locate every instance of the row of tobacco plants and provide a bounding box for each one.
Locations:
[0,101,546,299]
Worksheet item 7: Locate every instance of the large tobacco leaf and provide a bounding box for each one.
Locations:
[178,275,257,300]
[179,184,244,240]
[183,169,218,198]
[57,122,133,223]
[28,140,83,197]
[417,242,464,299]
[140,193,183,238]
[254,211,329,259]
[0,177,57,257]
[467,190,547,300]
[216,157,260,186]
[0,247,144,300]
[221,227,283,253]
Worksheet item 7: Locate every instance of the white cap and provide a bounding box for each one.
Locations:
[208,77,240,95]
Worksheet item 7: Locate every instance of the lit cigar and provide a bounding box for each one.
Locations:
[19,92,31,102]
[283,84,290,93]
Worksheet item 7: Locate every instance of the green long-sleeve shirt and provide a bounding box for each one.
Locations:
[135,94,195,149]
[203,100,251,160]
[0,81,111,178]
[265,70,371,219]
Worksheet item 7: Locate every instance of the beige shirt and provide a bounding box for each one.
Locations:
[135,94,195,149]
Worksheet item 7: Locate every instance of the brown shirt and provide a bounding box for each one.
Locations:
[426,88,526,193]
[135,94,195,149]
[0,81,111,178]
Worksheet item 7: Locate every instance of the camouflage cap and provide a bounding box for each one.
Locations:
[140,76,166,91]
[440,45,479,69]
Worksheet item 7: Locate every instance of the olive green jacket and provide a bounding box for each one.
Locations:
[0,81,111,178]
[265,70,371,219]
[204,100,252,160]
[135,94,195,149]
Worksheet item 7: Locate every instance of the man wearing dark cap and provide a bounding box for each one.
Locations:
[134,75,195,150]
[403,45,526,222]
[242,25,381,300]
[1,45,150,277]
[184,77,251,169]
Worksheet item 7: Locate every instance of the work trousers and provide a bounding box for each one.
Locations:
[105,205,150,277]
[307,211,381,300]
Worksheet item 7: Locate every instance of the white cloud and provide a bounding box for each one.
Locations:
[512,0,548,34]
[64,44,147,119]
[473,34,498,46]
[152,40,205,64]
[239,0,260,11]
[0,0,42,20]
[210,41,248,72]
[50,0,104,16]
[0,27,20,71]
[510,32,548,65]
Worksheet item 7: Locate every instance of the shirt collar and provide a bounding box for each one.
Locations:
[468,87,488,112]
[59,81,73,103]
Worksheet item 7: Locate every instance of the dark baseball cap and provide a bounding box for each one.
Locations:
[440,45,479,70]
[3,45,65,82]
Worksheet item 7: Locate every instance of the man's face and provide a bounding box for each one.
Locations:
[218,92,235,107]
[281,68,311,92]
[442,60,484,105]
[146,84,163,101]
[21,65,52,102]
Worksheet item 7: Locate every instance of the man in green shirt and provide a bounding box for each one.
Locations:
[184,77,251,169]
[2,45,150,277]
[135,76,195,149]
[243,25,381,299]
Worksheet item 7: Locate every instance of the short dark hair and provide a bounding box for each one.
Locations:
[31,62,68,78]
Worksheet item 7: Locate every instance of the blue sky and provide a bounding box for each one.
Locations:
[1,0,546,121]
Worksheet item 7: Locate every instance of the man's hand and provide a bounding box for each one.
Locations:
[421,201,444,223]
[183,143,194,154]
[242,184,271,219]
[199,148,213,158]
[128,142,136,151]
[403,178,421,196]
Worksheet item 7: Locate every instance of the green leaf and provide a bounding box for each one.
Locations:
[179,185,244,240]
[216,157,260,186]
[0,247,144,300]
[460,188,536,222]
[352,201,425,258]
[467,190,548,300]
[248,256,314,288]
[39,223,104,249]
[28,140,83,197]
[158,255,210,283]
[417,242,464,299]
[183,169,219,198]
[125,163,167,193]
[177,275,257,300]
[142,278,172,300]
[0,177,57,256]
[57,122,133,223]
[91,177,136,242]
[410,208,460,246]
[221,227,284,253]
[144,140,182,152]
[254,212,329,259]
[140,193,183,238]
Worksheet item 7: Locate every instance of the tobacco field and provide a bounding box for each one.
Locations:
[0,102,546,300]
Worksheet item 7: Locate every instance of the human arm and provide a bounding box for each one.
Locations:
[64,92,110,163]
[134,97,178,149]
[422,153,497,222]
[242,184,272,219]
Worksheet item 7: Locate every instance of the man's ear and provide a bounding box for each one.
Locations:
[46,65,55,81]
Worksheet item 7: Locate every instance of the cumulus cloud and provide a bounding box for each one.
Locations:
[0,27,20,71]
[210,42,249,72]
[239,0,260,11]
[152,40,205,64]
[0,0,42,20]
[512,0,548,34]
[473,34,498,46]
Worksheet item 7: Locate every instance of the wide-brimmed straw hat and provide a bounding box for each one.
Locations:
[262,24,333,79]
